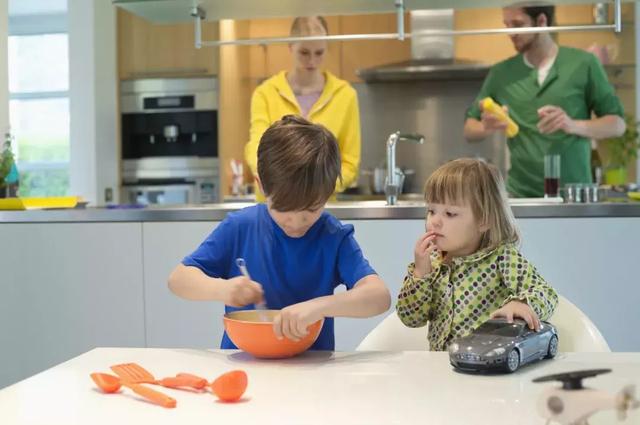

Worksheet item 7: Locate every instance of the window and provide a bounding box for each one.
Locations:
[8,2,69,197]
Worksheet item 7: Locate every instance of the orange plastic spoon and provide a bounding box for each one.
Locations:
[90,373,177,408]
[110,363,207,390]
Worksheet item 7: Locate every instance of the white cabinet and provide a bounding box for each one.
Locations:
[142,218,640,352]
[142,222,225,348]
[0,223,145,388]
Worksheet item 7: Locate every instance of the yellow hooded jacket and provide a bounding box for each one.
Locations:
[244,70,361,201]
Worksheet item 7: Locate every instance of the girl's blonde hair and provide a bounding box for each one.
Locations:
[424,158,520,250]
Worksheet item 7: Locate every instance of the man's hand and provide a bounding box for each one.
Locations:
[273,299,326,341]
[222,276,264,307]
[537,105,576,135]
[480,100,509,133]
[414,231,438,278]
[491,300,541,331]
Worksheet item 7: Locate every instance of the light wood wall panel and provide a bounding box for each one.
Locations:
[218,20,252,198]
[340,13,411,83]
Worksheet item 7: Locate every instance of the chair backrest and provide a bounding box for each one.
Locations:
[550,295,610,352]
[356,311,429,351]
[356,295,610,352]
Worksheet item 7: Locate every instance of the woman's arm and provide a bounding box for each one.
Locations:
[335,93,361,192]
[244,90,271,177]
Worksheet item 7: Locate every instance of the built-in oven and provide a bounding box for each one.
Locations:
[120,77,219,205]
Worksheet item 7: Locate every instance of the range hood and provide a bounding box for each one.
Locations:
[358,10,491,82]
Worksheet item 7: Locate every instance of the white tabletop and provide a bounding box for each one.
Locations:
[1,348,638,425]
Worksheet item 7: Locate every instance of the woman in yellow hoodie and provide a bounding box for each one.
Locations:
[244,16,361,201]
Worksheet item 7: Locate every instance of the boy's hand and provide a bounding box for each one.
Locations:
[490,300,541,331]
[273,299,325,342]
[414,231,438,278]
[223,276,264,307]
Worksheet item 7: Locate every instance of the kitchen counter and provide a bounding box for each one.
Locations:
[1,347,638,425]
[1,200,640,222]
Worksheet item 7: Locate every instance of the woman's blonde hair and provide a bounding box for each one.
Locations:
[290,16,329,37]
[424,158,519,250]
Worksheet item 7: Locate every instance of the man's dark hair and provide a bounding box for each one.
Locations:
[523,5,555,26]
[257,115,341,211]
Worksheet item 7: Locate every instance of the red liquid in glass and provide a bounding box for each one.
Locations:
[544,178,559,197]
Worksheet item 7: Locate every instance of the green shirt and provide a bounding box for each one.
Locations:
[396,243,558,351]
[467,47,624,197]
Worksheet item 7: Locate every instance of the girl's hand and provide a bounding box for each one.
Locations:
[273,299,325,341]
[414,231,438,278]
[223,276,264,307]
[490,300,541,331]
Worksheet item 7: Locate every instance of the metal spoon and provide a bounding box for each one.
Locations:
[235,258,268,316]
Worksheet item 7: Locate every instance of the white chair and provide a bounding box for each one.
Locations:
[356,312,429,351]
[356,295,610,352]
[550,295,610,352]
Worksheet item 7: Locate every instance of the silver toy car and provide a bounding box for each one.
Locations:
[448,318,558,373]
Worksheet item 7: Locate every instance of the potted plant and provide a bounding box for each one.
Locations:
[602,114,640,185]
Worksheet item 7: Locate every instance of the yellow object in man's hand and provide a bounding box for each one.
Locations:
[481,97,519,138]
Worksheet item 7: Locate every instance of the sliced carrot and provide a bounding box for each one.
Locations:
[211,370,248,402]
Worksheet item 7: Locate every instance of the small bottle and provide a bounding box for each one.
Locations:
[591,140,603,185]
[1,130,19,197]
[481,97,520,138]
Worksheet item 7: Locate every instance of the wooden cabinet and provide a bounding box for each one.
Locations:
[117,9,219,79]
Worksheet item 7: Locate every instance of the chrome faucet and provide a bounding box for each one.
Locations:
[385,131,425,205]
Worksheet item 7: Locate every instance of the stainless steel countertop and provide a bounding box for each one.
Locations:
[1,201,640,223]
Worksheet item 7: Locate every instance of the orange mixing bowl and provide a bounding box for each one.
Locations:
[223,310,323,359]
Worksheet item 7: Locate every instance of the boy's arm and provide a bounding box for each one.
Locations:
[168,264,263,307]
[272,275,390,341]
[317,274,390,318]
[396,263,435,328]
[498,246,559,321]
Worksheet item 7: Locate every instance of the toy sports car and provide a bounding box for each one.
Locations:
[448,318,558,373]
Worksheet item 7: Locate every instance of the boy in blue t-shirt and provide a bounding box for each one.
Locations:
[168,115,391,350]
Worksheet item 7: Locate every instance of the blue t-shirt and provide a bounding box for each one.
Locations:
[182,204,376,350]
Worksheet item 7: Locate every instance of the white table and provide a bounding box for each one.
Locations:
[1,348,638,425]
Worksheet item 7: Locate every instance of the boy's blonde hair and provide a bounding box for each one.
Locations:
[424,158,519,250]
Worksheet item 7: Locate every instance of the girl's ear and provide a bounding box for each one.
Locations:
[478,221,490,233]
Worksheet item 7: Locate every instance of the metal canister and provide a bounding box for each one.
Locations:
[584,184,600,203]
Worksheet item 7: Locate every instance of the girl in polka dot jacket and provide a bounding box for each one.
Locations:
[396,158,558,351]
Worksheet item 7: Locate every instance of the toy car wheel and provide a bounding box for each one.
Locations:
[505,349,520,372]
[545,335,558,359]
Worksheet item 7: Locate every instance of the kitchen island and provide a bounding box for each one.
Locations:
[0,347,638,425]
[1,201,639,390]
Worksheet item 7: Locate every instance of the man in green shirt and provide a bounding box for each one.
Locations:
[464,5,625,197]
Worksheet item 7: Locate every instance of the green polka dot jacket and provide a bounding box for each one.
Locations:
[396,243,558,351]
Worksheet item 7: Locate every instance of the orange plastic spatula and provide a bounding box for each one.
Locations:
[90,373,177,408]
[110,363,207,390]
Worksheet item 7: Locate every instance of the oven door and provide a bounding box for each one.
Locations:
[122,183,196,205]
